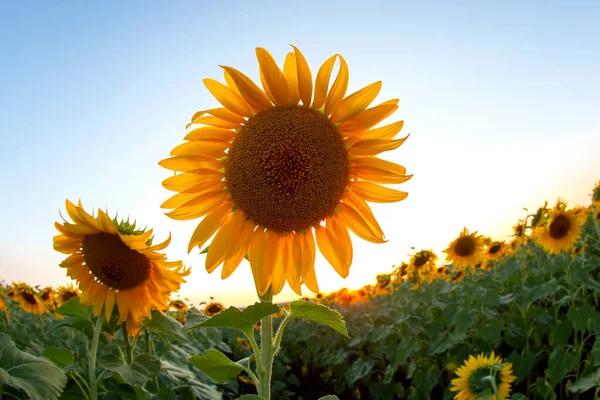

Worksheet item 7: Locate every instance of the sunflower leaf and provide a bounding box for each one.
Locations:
[55,297,92,321]
[568,367,600,393]
[235,395,266,400]
[0,333,67,400]
[42,347,75,369]
[142,310,186,341]
[547,347,578,387]
[288,300,349,337]
[183,302,280,337]
[188,349,244,383]
[99,353,161,387]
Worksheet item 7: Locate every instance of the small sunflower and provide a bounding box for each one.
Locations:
[485,241,505,263]
[407,249,438,281]
[444,228,485,270]
[531,201,549,228]
[160,45,411,297]
[53,200,190,334]
[38,286,56,308]
[374,274,392,295]
[533,200,587,254]
[0,293,6,314]
[236,337,252,351]
[11,282,46,314]
[169,299,188,313]
[451,352,515,400]
[55,284,81,308]
[203,301,225,316]
[452,269,466,284]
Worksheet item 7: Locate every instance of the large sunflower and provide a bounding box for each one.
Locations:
[11,282,46,315]
[451,352,515,400]
[160,45,411,296]
[53,200,190,333]
[444,228,485,270]
[533,200,587,254]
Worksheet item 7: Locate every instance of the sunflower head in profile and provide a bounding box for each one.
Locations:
[485,241,505,263]
[531,201,549,228]
[592,180,600,204]
[38,286,56,308]
[450,352,515,400]
[533,199,587,255]
[53,200,190,334]
[203,301,225,316]
[444,228,485,270]
[55,284,81,308]
[374,273,392,295]
[407,249,437,278]
[160,45,411,298]
[11,282,46,314]
[169,299,188,313]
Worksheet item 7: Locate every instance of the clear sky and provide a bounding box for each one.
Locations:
[1,1,598,307]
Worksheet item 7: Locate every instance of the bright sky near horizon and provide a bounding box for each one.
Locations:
[1,1,598,307]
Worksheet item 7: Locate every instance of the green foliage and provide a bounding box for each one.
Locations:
[288,300,349,337]
[188,349,245,383]
[99,353,161,386]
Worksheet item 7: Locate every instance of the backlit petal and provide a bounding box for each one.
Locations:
[291,45,313,106]
[351,120,405,141]
[339,100,399,133]
[343,191,385,242]
[159,155,223,172]
[312,54,337,109]
[206,210,247,273]
[324,55,349,116]
[249,229,272,296]
[166,191,229,221]
[162,170,224,192]
[256,47,289,106]
[285,234,303,295]
[203,78,252,117]
[220,66,272,111]
[301,229,319,293]
[283,52,300,105]
[349,181,408,203]
[170,141,230,159]
[338,203,384,243]
[315,223,349,278]
[331,81,382,124]
[350,157,412,184]
[349,135,408,156]
[187,203,231,252]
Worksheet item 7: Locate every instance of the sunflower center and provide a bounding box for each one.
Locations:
[488,244,501,255]
[206,304,223,314]
[455,237,475,257]
[413,253,430,268]
[22,291,38,305]
[40,291,51,301]
[549,215,571,239]
[81,233,151,290]
[226,106,349,232]
[62,292,78,302]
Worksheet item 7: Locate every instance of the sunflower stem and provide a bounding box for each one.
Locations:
[121,324,134,364]
[38,314,45,340]
[144,330,160,392]
[258,289,274,400]
[69,371,90,400]
[89,315,104,400]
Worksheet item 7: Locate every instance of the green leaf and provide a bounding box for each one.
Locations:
[567,304,596,332]
[0,333,67,400]
[535,377,554,399]
[236,396,266,400]
[184,302,280,337]
[99,353,161,386]
[453,307,477,336]
[593,337,600,367]
[345,359,376,386]
[142,310,186,341]
[289,300,349,337]
[42,347,74,369]
[413,366,440,397]
[55,297,92,321]
[393,341,416,365]
[507,351,536,383]
[568,367,600,393]
[188,349,244,383]
[547,347,578,386]
[477,319,502,346]
[317,396,340,400]
[549,320,573,347]
[510,394,528,400]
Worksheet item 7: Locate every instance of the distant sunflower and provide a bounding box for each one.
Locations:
[485,241,505,263]
[438,266,452,281]
[452,269,466,284]
[53,200,190,334]
[38,287,56,308]
[203,301,225,316]
[169,299,188,313]
[531,201,549,228]
[0,293,6,314]
[592,180,600,204]
[533,200,587,254]
[55,284,81,308]
[236,337,252,351]
[11,282,46,314]
[160,45,411,297]
[407,249,437,280]
[444,228,485,270]
[374,274,392,295]
[315,293,324,303]
[451,352,515,400]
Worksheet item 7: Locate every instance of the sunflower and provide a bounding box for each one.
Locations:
[53,200,190,334]
[169,299,188,313]
[55,284,81,308]
[160,45,411,297]
[236,337,252,351]
[444,228,485,270]
[452,269,466,284]
[374,273,392,295]
[38,286,56,308]
[0,293,6,314]
[531,201,549,228]
[406,249,437,280]
[203,301,225,316]
[450,352,515,400]
[485,241,505,263]
[592,180,600,204]
[533,200,587,254]
[11,282,46,314]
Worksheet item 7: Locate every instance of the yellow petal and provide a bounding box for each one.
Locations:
[331,218,353,268]
[220,66,272,112]
[349,181,408,203]
[350,120,405,141]
[312,54,337,110]
[221,245,246,280]
[146,232,172,252]
[65,199,92,227]
[159,155,223,172]
[301,229,319,293]
[330,81,382,124]
[170,141,230,158]
[188,204,232,254]
[343,191,385,242]
[291,45,313,106]
[249,229,272,296]
[223,70,241,95]
[283,52,300,105]
[206,210,247,273]
[339,100,399,133]
[186,115,240,129]
[161,181,224,209]
[315,223,349,278]
[104,290,116,321]
[184,127,236,142]
[97,210,118,234]
[54,222,80,238]
[349,135,409,156]
[166,191,228,221]
[259,67,277,104]
[221,218,255,279]
[203,78,252,117]
[189,108,245,126]
[324,55,349,116]
[338,203,384,243]
[269,232,286,295]
[256,47,289,106]
[350,157,412,184]
[285,234,303,296]
[162,169,224,192]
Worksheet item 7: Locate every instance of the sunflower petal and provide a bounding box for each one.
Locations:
[312,54,337,110]
[162,169,224,192]
[187,202,233,253]
[301,229,319,293]
[189,108,246,126]
[351,120,405,141]
[285,234,303,296]
[350,157,412,184]
[160,155,224,172]
[223,70,241,95]
[104,290,116,321]
[283,52,300,105]
[187,115,240,129]
[161,181,224,209]
[331,217,353,268]
[166,191,229,221]
[206,210,247,273]
[324,55,349,116]
[331,81,382,124]
[203,78,252,117]
[343,191,386,242]
[256,47,289,106]
[220,66,272,111]
[349,135,409,156]
[349,181,408,203]
[339,100,399,133]
[221,219,254,279]
[170,141,230,159]
[291,45,313,106]
[338,203,384,243]
[315,223,349,278]
[269,232,286,295]
[249,229,272,296]
[259,67,277,104]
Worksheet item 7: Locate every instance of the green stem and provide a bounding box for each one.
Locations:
[38,314,45,339]
[272,312,291,356]
[486,374,501,400]
[4,307,10,327]
[69,371,90,400]
[258,290,274,400]
[121,324,133,364]
[89,315,104,400]
[144,330,160,392]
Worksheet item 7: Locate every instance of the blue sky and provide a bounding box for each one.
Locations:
[1,1,598,306]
